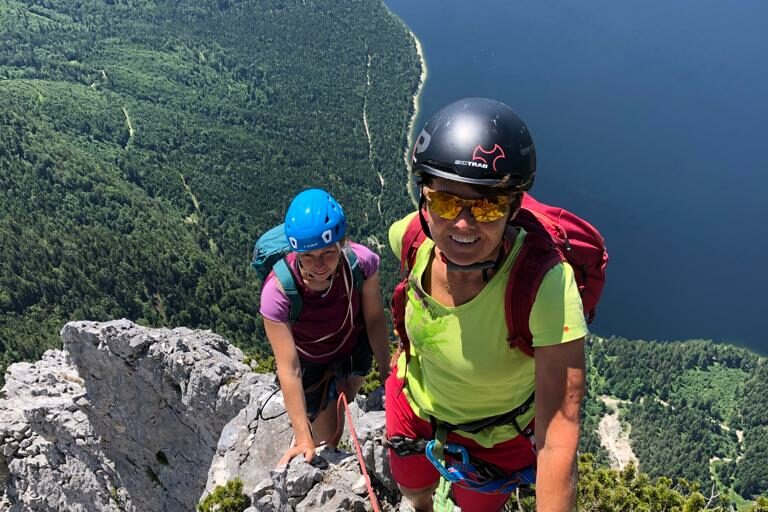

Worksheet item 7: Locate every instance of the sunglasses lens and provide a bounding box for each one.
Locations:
[427,191,509,222]
[428,191,463,219]
[472,197,508,222]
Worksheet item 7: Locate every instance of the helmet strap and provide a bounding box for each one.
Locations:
[296,243,342,283]
[297,258,317,281]
[418,193,432,239]
[421,190,511,282]
[439,246,505,282]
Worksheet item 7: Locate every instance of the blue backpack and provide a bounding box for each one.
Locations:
[251,224,365,323]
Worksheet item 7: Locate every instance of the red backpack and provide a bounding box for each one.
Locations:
[391,193,608,358]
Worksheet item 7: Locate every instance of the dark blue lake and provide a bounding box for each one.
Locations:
[385,0,768,354]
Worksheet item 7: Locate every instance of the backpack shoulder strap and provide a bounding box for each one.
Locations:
[504,229,562,357]
[342,245,365,291]
[273,257,303,323]
[400,213,427,273]
[391,213,427,367]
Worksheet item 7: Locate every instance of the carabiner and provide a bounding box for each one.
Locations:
[425,439,471,483]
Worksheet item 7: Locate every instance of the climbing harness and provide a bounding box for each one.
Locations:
[386,435,429,457]
[255,370,338,423]
[256,352,354,423]
[386,422,536,510]
[425,425,535,495]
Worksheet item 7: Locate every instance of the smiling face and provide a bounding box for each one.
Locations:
[297,244,342,280]
[422,177,516,266]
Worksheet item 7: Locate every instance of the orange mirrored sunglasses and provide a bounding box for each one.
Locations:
[425,190,509,223]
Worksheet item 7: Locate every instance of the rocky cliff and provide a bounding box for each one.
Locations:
[0,320,395,511]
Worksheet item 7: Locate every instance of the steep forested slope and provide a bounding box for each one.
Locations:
[582,336,768,502]
[509,454,768,511]
[0,0,421,378]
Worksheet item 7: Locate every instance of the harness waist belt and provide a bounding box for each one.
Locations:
[438,390,535,435]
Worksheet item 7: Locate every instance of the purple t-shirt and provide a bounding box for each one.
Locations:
[259,242,380,363]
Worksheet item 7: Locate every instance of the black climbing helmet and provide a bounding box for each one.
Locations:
[411,97,536,190]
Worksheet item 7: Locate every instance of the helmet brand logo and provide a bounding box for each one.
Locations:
[454,159,488,169]
[471,144,506,172]
[412,128,432,161]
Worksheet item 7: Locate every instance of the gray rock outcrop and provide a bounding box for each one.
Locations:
[0,320,403,512]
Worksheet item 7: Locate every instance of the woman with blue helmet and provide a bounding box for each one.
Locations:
[260,188,390,466]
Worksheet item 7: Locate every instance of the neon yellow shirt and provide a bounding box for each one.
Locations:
[389,213,588,447]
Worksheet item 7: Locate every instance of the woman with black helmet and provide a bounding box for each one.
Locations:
[386,98,587,511]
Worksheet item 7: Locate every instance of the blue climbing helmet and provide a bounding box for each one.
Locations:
[284,188,347,252]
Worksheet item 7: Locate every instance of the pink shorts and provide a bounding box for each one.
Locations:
[385,371,537,512]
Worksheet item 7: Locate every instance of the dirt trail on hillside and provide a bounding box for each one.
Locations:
[598,396,639,470]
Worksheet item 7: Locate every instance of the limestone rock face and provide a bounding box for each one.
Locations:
[0,320,264,511]
[0,320,405,511]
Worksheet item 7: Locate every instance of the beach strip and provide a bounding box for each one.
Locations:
[404,30,427,205]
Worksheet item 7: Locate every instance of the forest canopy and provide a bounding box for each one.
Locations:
[0,0,421,378]
[580,336,768,504]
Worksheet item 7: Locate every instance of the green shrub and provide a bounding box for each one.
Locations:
[198,479,250,512]
[243,349,276,374]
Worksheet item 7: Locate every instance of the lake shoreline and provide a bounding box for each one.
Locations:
[394,15,427,207]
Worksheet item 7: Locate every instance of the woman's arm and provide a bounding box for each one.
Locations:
[361,270,391,383]
[534,338,586,511]
[263,318,315,466]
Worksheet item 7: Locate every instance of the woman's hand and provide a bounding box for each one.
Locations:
[534,338,586,511]
[277,438,316,467]
[264,318,316,467]
[361,271,392,383]
[377,362,390,384]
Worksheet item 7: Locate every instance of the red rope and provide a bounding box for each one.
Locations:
[335,392,381,512]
